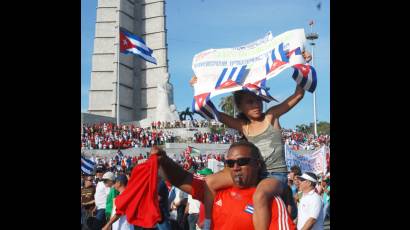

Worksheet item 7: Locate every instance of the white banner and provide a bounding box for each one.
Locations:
[192,29,306,96]
[191,29,317,120]
[285,144,327,175]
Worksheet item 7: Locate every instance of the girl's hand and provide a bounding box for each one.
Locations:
[302,51,312,63]
[189,75,198,86]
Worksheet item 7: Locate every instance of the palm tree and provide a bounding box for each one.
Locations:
[218,95,235,116]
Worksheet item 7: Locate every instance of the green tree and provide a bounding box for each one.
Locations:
[296,121,330,135]
[296,124,311,134]
[317,121,330,135]
[218,95,234,116]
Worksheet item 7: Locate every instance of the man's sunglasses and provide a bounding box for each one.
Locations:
[225,157,253,168]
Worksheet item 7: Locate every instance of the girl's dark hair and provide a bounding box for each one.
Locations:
[233,90,263,123]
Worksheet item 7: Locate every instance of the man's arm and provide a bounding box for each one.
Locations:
[300,217,317,230]
[102,214,121,230]
[81,200,95,206]
[301,196,322,230]
[153,146,194,194]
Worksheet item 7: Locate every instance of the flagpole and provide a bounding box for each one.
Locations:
[116,1,120,126]
[312,45,318,137]
[307,20,319,137]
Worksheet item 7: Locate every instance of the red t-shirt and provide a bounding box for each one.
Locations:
[191,177,296,230]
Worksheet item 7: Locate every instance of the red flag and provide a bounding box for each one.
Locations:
[114,154,161,228]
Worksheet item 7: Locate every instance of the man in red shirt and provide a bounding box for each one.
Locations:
[153,142,296,230]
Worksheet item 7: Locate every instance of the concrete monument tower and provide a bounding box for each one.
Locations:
[87,0,177,124]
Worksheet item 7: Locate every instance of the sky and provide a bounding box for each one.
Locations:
[81,0,329,129]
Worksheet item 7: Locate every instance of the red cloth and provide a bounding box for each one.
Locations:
[114,154,161,228]
[197,202,205,227]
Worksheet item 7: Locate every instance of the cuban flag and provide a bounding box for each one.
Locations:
[81,156,96,175]
[242,79,277,103]
[214,65,248,90]
[292,64,317,93]
[244,204,254,214]
[192,92,221,121]
[120,28,157,65]
[265,43,293,77]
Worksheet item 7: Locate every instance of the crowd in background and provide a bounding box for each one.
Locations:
[82,148,330,230]
[81,122,330,151]
[192,131,241,144]
[81,123,177,150]
[282,129,330,150]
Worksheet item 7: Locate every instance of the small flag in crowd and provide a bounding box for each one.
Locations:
[81,156,96,175]
[120,28,157,65]
[186,146,201,156]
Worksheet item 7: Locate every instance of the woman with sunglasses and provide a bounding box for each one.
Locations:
[190,51,310,230]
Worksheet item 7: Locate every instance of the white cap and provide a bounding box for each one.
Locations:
[298,172,318,183]
[102,171,115,181]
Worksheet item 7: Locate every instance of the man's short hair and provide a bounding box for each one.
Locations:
[115,175,128,186]
[228,141,261,160]
[228,141,266,177]
[290,165,302,176]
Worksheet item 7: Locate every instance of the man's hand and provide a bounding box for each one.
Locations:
[150,145,167,163]
[101,224,111,230]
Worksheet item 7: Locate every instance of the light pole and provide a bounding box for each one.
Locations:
[116,1,121,126]
[306,20,319,137]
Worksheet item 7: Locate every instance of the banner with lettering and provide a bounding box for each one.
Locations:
[191,29,317,120]
[285,144,327,175]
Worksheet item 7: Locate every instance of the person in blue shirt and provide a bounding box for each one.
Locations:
[288,165,302,220]
[157,178,172,230]
[321,177,330,220]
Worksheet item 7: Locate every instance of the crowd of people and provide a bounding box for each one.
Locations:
[81,144,330,230]
[81,122,330,151]
[192,131,242,144]
[150,120,223,129]
[81,123,178,150]
[282,129,330,151]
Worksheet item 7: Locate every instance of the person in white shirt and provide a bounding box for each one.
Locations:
[102,175,134,230]
[186,194,201,230]
[169,186,189,229]
[94,171,115,228]
[296,172,324,230]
